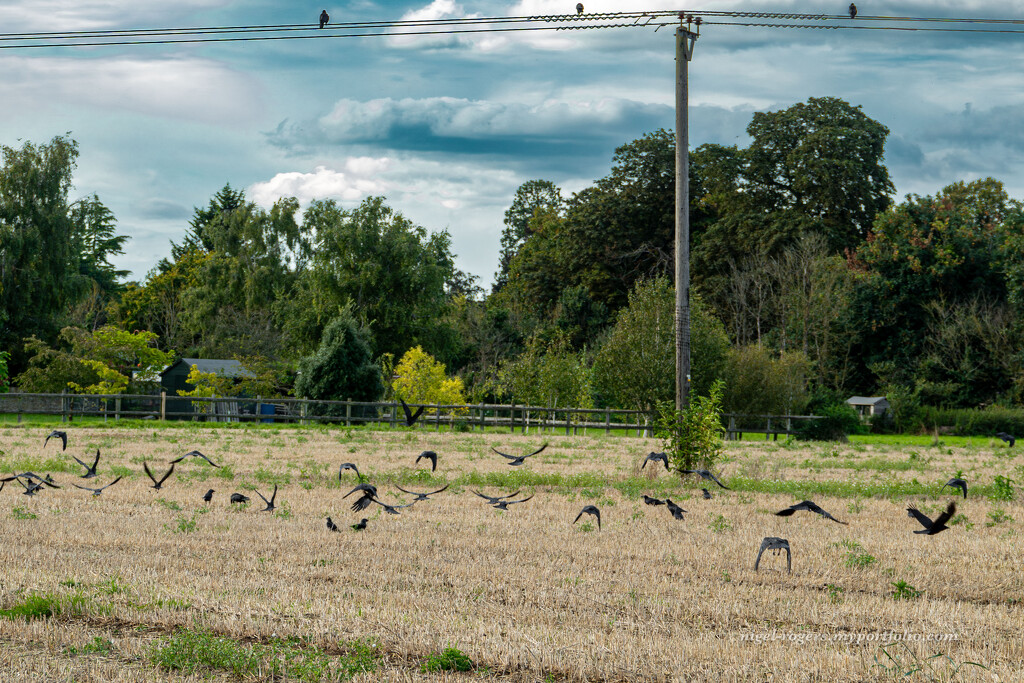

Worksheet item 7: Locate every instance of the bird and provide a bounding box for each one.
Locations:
[643,495,665,506]
[848,3,857,20]
[72,449,101,478]
[665,499,687,520]
[1,472,61,489]
[576,2,584,15]
[907,502,956,535]
[416,450,438,472]
[338,462,361,481]
[642,452,669,471]
[230,493,250,504]
[202,489,214,503]
[472,489,521,505]
[395,483,450,502]
[574,505,601,530]
[352,518,368,531]
[44,430,68,451]
[493,495,533,510]
[775,500,848,525]
[171,450,220,467]
[491,443,547,466]
[400,398,425,427]
[319,9,329,29]
[996,432,1015,447]
[343,483,378,512]
[17,478,46,497]
[255,485,278,512]
[71,477,122,497]
[143,462,174,490]
[942,477,968,499]
[755,537,791,573]
[680,469,730,489]
[702,488,713,499]
[370,497,416,515]
[326,517,340,532]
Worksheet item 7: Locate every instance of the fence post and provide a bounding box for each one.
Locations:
[160,391,166,420]
[115,397,121,421]
[391,402,397,429]
[62,389,68,423]
[300,399,307,426]
[345,399,352,427]
[605,408,611,435]
[765,417,772,441]
[565,410,571,436]
[479,403,485,431]
[728,415,736,441]
[435,403,440,432]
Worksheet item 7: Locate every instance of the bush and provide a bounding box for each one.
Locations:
[796,403,862,441]
[294,310,383,417]
[656,380,725,472]
[920,405,1024,437]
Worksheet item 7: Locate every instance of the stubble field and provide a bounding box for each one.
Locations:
[0,423,1021,682]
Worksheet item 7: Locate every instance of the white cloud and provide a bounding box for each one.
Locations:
[249,160,390,206]
[0,0,230,31]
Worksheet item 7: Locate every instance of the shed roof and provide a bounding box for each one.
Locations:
[846,396,888,405]
[161,358,254,379]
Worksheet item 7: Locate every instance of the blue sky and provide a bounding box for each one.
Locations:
[3,0,1023,287]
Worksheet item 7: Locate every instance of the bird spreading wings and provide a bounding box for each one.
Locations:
[642,452,669,471]
[400,398,426,427]
[492,495,533,510]
[680,469,730,489]
[574,505,601,530]
[472,489,521,505]
[44,430,68,451]
[491,443,547,466]
[143,462,174,490]
[942,477,968,499]
[415,450,438,472]
[343,483,378,512]
[755,537,791,573]
[395,483,450,501]
[338,462,361,481]
[71,477,122,497]
[996,431,1015,447]
[907,502,956,535]
[171,450,220,467]
[370,496,416,515]
[72,449,101,479]
[775,500,847,525]
[255,484,278,512]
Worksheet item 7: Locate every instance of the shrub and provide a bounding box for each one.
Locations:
[656,380,725,472]
[796,403,862,441]
[421,647,473,673]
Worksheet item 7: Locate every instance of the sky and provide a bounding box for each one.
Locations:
[2,0,1023,289]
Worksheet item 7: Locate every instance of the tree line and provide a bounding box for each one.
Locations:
[3,96,1023,425]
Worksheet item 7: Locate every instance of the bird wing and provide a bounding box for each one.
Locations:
[101,477,122,491]
[197,452,220,467]
[426,483,450,496]
[906,506,933,529]
[90,449,100,469]
[400,398,413,424]
[507,495,533,505]
[169,455,184,464]
[707,471,731,489]
[143,461,158,485]
[573,509,584,524]
[157,464,175,486]
[641,456,650,470]
[490,447,519,460]
[71,483,96,493]
[933,502,956,528]
[60,432,68,450]
[526,443,548,458]
[255,489,270,505]
[775,507,797,516]
[71,454,91,471]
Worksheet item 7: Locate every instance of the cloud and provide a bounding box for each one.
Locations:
[0,0,230,32]
[249,160,390,206]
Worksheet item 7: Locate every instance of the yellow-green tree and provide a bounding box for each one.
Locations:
[391,346,466,412]
[176,365,232,415]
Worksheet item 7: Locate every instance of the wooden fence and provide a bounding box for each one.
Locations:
[0,391,820,439]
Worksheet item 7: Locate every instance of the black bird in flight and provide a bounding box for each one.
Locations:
[71,477,122,497]
[472,489,521,505]
[642,452,669,471]
[848,3,857,19]
[2,472,61,489]
[371,496,416,515]
[202,489,214,503]
[255,485,278,512]
[574,505,601,530]
[352,518,368,530]
[491,443,547,466]
[680,469,730,489]
[907,502,956,535]
[319,9,329,28]
[702,488,712,500]
[343,483,378,512]
[755,537,791,573]
[643,495,665,506]
[493,495,533,510]
[400,398,425,427]
[395,483,450,501]
[665,498,687,520]
[143,462,174,490]
[230,492,250,504]
[72,449,101,479]
[171,450,220,467]
[326,517,340,532]
[996,431,1015,447]
[338,462,361,481]
[576,3,584,15]
[942,477,968,499]
[416,450,438,472]
[44,430,68,451]
[17,478,46,497]
[775,500,848,525]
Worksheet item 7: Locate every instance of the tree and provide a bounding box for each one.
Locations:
[721,345,811,416]
[390,346,466,412]
[498,335,591,410]
[67,194,129,329]
[494,179,562,292]
[293,311,383,407]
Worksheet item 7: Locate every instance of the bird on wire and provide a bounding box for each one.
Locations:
[352,518,368,531]
[230,492,250,505]
[848,3,857,19]
[203,489,214,503]
[702,488,713,500]
[400,398,425,427]
[996,431,1015,447]
[416,450,438,472]
[343,483,378,512]
[680,469,731,489]
[775,500,848,525]
[942,477,968,499]
[574,505,601,530]
[171,450,220,467]
[338,462,362,481]
[665,499,687,520]
[643,495,665,506]
[395,483,450,502]
[907,502,956,535]
[255,485,278,512]
[143,462,174,490]
[44,430,68,451]
[576,2,584,15]
[371,496,416,515]
[755,537,791,573]
[491,443,547,466]
[326,517,340,532]
[71,477,122,497]
[642,452,669,471]
[493,495,533,511]
[472,489,521,505]
[72,449,101,479]
[319,9,329,29]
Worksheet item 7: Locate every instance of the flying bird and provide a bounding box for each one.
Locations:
[576,3,584,15]
[71,449,101,478]
[942,477,968,499]
[319,9,329,28]
[395,483,450,502]
[491,443,547,466]
[230,492,250,504]
[574,505,601,530]
[775,500,848,525]
[370,496,416,515]
[493,495,533,511]
[472,489,521,505]
[643,495,665,506]
[848,3,857,19]
[665,498,687,520]
[907,502,956,535]
[755,537,791,573]
[255,485,278,512]
[416,450,438,472]
[702,488,712,500]
[71,477,122,497]
[44,430,68,451]
[352,518,368,530]
[2,472,61,488]
[996,432,1015,447]
[642,452,669,471]
[338,462,361,481]
[171,450,220,467]
[400,398,425,427]
[202,489,214,503]
[143,462,174,490]
[343,483,378,512]
[680,469,731,489]
[326,517,340,532]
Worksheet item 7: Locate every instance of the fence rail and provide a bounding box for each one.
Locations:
[0,391,820,438]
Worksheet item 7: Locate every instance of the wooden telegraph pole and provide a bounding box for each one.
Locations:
[675,16,698,411]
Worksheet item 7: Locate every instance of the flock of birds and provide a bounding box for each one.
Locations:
[4,423,1015,574]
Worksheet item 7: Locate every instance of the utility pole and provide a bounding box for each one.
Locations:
[675,16,698,411]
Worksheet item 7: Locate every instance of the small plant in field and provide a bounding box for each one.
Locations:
[825,583,844,603]
[274,499,293,520]
[986,508,1014,527]
[11,506,37,520]
[421,646,473,673]
[655,380,725,473]
[891,579,922,600]
[990,475,1015,502]
[575,522,594,533]
[68,636,113,656]
[838,541,877,569]
[708,513,731,533]
[847,499,864,514]
[0,593,59,620]
[949,513,972,530]
[156,498,182,511]
[166,513,200,534]
[873,642,987,679]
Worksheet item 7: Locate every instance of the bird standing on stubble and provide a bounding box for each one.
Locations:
[574,505,601,530]
[665,499,687,520]
[643,495,665,506]
[326,517,340,532]
[230,492,250,505]
[203,489,214,503]
[352,518,368,531]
